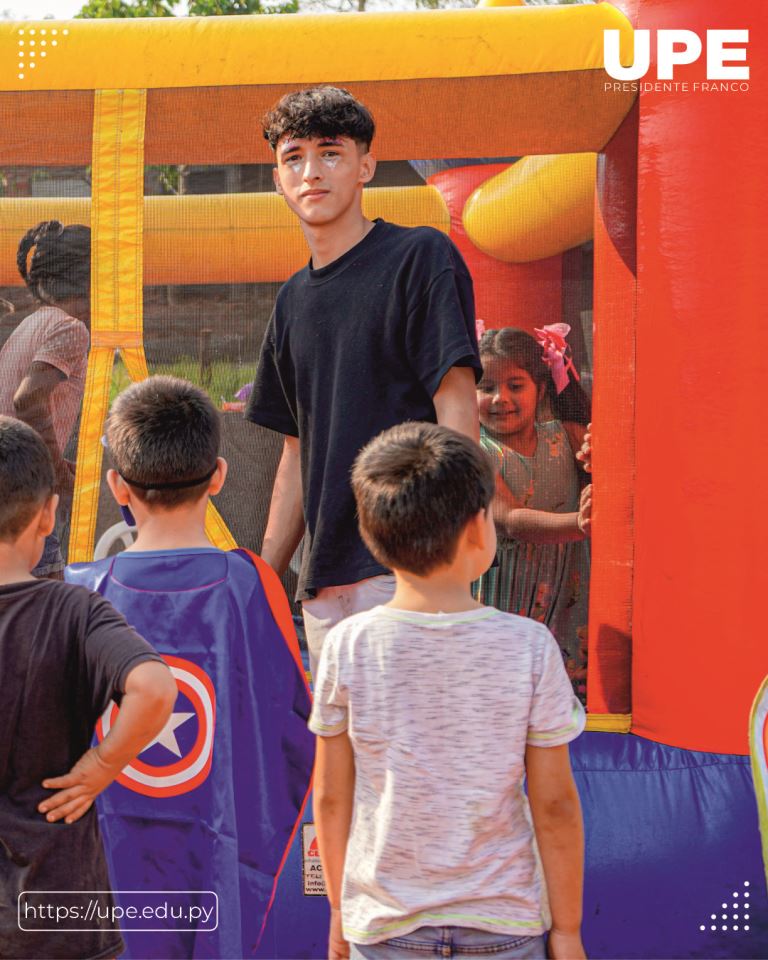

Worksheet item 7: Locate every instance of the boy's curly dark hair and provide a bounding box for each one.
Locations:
[262,86,375,151]
[16,220,90,305]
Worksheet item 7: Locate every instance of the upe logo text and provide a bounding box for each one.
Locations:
[604,30,749,81]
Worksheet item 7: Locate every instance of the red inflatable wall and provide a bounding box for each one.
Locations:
[612,0,768,753]
[589,101,637,718]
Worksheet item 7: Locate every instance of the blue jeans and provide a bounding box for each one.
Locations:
[350,927,546,959]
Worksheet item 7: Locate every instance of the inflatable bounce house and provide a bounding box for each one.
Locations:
[0,0,766,956]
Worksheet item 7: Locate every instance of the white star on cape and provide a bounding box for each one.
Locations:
[142,712,195,758]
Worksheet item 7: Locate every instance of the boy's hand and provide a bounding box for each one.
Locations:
[548,928,586,959]
[39,746,117,825]
[328,907,349,959]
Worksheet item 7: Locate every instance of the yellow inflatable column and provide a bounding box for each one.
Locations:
[462,153,597,263]
[70,89,147,563]
[69,88,235,561]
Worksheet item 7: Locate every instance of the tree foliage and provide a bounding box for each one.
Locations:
[187,0,298,14]
[77,0,298,18]
[76,0,175,16]
[76,0,475,16]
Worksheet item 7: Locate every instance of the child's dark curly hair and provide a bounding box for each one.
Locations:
[262,86,375,151]
[16,220,90,305]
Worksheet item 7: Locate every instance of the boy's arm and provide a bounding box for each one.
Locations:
[432,365,480,443]
[39,660,176,825]
[314,731,355,960]
[525,743,586,960]
[260,435,305,576]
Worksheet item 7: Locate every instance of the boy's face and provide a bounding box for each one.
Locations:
[272,135,375,228]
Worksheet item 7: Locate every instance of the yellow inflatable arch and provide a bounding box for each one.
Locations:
[0,5,634,560]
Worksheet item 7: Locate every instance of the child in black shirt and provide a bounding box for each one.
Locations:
[0,416,176,960]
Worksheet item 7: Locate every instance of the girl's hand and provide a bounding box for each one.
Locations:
[39,746,117,825]
[548,928,586,959]
[577,484,592,537]
[575,423,592,474]
[328,907,349,960]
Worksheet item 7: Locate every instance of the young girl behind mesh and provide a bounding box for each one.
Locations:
[475,325,591,698]
[0,220,90,577]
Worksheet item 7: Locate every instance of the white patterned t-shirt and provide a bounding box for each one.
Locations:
[309,604,586,945]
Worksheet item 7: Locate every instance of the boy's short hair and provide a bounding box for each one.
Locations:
[0,416,54,542]
[262,86,375,151]
[106,376,220,508]
[352,422,495,577]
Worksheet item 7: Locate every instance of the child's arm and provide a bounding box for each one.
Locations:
[14,362,75,498]
[494,505,586,543]
[491,433,590,542]
[39,660,176,825]
[525,743,586,960]
[314,731,355,960]
[492,477,586,543]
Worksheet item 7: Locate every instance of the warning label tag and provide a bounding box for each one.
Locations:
[301,823,327,896]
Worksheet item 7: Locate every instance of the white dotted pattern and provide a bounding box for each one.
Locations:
[16,23,69,80]
[699,882,755,934]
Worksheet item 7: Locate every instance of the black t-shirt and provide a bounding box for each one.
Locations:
[246,219,481,599]
[0,579,164,960]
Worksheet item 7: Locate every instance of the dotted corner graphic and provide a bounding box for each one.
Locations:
[699,881,751,934]
[16,24,70,82]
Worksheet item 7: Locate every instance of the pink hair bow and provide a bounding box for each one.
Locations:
[534,323,580,395]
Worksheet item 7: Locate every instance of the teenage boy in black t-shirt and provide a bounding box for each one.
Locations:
[246,86,482,675]
[0,416,177,960]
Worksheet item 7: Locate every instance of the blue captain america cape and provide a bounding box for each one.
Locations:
[66,547,315,959]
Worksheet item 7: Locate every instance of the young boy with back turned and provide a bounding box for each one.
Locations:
[65,376,314,959]
[0,415,176,960]
[310,422,586,960]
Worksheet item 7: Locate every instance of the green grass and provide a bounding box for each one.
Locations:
[110,357,255,405]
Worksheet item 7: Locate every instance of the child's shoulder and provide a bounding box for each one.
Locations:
[481,606,553,640]
[327,604,551,644]
[327,603,387,633]
[67,549,262,595]
[480,429,506,461]
[24,575,95,603]
[65,557,112,591]
[539,417,585,455]
[2,577,107,631]
[323,604,393,650]
[481,607,558,665]
[227,548,278,591]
